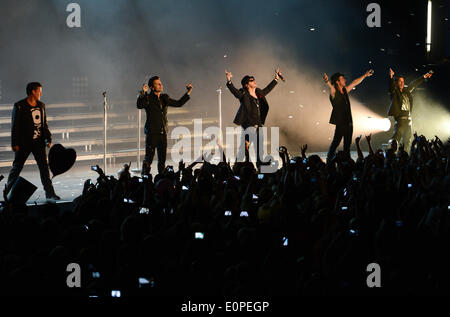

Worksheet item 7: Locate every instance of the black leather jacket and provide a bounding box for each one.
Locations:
[387,76,425,118]
[137,91,190,134]
[11,98,51,148]
[226,79,278,129]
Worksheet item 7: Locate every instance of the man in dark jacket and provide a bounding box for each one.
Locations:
[225,69,281,168]
[387,68,433,149]
[323,69,373,162]
[137,76,193,175]
[7,82,59,201]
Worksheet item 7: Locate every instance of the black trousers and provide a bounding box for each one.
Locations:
[391,117,412,150]
[143,132,167,174]
[7,139,55,196]
[327,122,353,160]
[237,126,267,168]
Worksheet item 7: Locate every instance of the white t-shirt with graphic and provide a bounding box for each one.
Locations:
[30,106,42,139]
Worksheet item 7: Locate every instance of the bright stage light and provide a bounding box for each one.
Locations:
[427,0,432,53]
[365,117,391,132]
[356,116,391,134]
[378,118,391,132]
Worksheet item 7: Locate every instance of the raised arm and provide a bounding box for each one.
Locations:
[168,83,192,107]
[323,73,336,99]
[408,72,432,93]
[365,133,374,156]
[225,70,244,99]
[137,83,149,109]
[260,68,281,96]
[260,80,278,96]
[388,68,396,95]
[346,69,373,93]
[355,135,364,160]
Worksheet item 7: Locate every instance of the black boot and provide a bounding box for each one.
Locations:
[141,160,150,176]
[46,192,61,201]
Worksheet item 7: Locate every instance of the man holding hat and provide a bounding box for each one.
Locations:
[6,82,60,201]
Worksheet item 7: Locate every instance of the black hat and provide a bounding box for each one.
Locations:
[241,75,255,88]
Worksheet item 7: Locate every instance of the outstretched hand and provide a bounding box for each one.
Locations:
[365,133,372,143]
[389,68,394,78]
[355,135,362,144]
[225,70,232,82]
[323,73,329,83]
[301,144,308,155]
[275,68,283,80]
[424,72,433,79]
[365,69,374,77]
[186,83,193,95]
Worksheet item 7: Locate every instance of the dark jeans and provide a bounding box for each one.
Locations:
[327,122,353,161]
[237,126,266,167]
[391,117,412,150]
[143,133,167,175]
[7,139,55,196]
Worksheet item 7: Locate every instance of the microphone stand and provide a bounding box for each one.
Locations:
[103,92,107,175]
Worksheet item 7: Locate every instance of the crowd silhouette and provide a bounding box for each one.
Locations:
[0,134,449,296]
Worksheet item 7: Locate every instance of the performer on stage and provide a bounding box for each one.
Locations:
[323,70,373,162]
[6,82,60,201]
[387,68,433,150]
[225,69,282,169]
[137,76,193,175]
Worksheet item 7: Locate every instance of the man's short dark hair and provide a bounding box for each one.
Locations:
[148,76,160,88]
[241,75,254,88]
[330,73,344,86]
[26,82,42,96]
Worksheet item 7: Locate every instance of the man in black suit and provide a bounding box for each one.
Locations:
[323,70,373,162]
[137,76,193,175]
[225,69,281,169]
[387,68,433,150]
[7,82,60,201]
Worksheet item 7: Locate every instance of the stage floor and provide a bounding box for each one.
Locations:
[0,151,367,205]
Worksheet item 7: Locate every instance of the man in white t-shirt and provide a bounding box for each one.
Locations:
[6,82,60,201]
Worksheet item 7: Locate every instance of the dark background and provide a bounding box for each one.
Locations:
[0,0,448,149]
